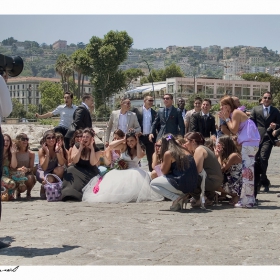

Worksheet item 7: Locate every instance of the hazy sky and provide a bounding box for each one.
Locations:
[1,1,280,52]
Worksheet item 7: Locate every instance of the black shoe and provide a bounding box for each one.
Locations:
[264,184,270,192]
[0,240,10,249]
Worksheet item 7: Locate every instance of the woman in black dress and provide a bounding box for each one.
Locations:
[61,128,101,201]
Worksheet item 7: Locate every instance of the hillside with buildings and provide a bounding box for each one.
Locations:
[1,37,280,80]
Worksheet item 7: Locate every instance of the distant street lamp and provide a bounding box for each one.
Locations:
[141,58,156,105]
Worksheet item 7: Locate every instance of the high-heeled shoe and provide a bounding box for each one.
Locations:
[170,195,185,211]
[181,194,190,209]
[170,199,183,211]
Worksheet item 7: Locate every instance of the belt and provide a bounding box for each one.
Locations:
[142,134,150,136]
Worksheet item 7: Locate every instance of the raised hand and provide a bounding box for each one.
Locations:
[10,143,17,154]
[42,143,49,155]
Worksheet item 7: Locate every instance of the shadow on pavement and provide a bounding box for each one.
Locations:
[0,243,80,257]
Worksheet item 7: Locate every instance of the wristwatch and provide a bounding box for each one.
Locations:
[225,118,230,122]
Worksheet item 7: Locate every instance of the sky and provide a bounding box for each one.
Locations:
[1,0,280,52]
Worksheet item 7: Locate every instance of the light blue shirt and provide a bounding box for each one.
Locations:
[52,104,77,129]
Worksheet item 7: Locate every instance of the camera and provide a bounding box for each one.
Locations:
[0,54,24,77]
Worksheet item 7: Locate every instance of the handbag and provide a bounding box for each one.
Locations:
[43,174,63,202]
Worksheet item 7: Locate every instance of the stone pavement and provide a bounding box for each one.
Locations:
[1,149,280,265]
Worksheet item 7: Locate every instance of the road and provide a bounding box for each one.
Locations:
[0,148,280,266]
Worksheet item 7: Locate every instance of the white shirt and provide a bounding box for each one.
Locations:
[52,104,77,129]
[0,75,12,125]
[118,111,128,133]
[82,102,89,110]
[142,105,152,134]
[263,105,270,117]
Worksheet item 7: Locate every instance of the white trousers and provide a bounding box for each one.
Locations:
[150,176,183,201]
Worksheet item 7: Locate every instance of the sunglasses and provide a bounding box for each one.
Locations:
[147,100,154,102]
[263,97,271,100]
[75,135,83,138]
[21,137,29,141]
[155,144,162,148]
[163,97,170,100]
[46,136,56,140]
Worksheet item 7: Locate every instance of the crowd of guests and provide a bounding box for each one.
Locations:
[2,90,280,212]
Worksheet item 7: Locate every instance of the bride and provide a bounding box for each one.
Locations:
[82,132,164,203]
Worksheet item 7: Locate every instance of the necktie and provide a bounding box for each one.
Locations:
[204,115,208,125]
[264,107,269,118]
[165,108,169,119]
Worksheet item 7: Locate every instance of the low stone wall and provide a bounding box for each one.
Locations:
[1,124,105,150]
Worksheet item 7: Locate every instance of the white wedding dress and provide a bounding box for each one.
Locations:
[82,152,164,203]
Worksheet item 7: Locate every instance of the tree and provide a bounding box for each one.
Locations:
[55,54,73,91]
[77,42,86,49]
[86,30,133,108]
[38,81,64,112]
[123,68,144,90]
[9,99,26,118]
[71,49,92,99]
[2,37,17,46]
[165,63,184,78]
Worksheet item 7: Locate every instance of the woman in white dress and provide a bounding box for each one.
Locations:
[82,132,164,203]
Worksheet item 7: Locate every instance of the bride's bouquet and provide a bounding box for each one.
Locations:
[113,158,128,170]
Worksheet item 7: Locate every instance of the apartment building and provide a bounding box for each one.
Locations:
[7,77,93,110]
[52,40,67,50]
[166,77,270,102]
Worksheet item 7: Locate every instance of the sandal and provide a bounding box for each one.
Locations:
[190,197,201,207]
[26,193,32,200]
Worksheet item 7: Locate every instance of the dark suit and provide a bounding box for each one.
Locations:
[65,104,92,142]
[250,105,280,194]
[150,106,185,141]
[190,112,217,138]
[132,106,156,171]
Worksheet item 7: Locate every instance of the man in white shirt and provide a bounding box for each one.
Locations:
[132,96,157,171]
[105,98,141,145]
[35,92,77,149]
[0,71,13,249]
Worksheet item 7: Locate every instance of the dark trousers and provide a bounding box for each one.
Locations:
[254,137,273,197]
[0,129,3,220]
[139,135,155,172]
[54,126,70,150]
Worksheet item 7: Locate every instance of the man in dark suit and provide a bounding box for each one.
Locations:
[132,95,157,171]
[250,91,280,194]
[149,93,185,142]
[65,93,94,142]
[190,98,217,139]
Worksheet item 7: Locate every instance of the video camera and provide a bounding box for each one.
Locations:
[0,54,24,77]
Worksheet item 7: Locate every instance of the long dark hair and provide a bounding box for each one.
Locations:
[218,135,240,162]
[184,132,205,145]
[41,129,56,153]
[3,133,13,161]
[55,132,68,159]
[70,129,83,148]
[81,128,96,158]
[160,134,189,171]
[125,132,145,159]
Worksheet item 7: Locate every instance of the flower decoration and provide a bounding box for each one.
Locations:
[166,134,172,141]
[113,158,128,170]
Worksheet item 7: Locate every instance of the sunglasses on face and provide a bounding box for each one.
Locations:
[147,100,154,102]
[163,98,170,100]
[75,135,83,138]
[155,144,161,148]
[21,137,29,141]
[263,97,271,100]
[46,136,56,140]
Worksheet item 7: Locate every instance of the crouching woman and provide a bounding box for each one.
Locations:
[61,128,101,202]
[150,134,198,211]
